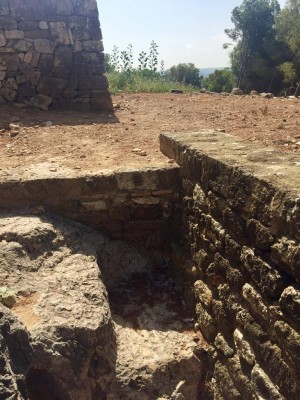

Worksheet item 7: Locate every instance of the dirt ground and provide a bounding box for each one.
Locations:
[0,92,300,176]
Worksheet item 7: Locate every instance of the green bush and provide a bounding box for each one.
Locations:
[166,63,202,87]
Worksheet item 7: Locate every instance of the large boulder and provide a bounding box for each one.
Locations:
[0,213,116,399]
[231,87,243,96]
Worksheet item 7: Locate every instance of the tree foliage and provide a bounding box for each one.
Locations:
[203,69,235,93]
[225,0,283,92]
[166,63,202,87]
[275,0,300,94]
[276,0,300,56]
[225,0,300,95]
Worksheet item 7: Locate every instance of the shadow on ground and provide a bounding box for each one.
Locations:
[108,265,195,334]
[0,104,119,128]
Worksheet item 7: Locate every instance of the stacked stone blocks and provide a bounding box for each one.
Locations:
[0,167,180,260]
[0,0,112,110]
[161,131,300,400]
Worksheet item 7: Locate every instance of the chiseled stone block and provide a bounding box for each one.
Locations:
[0,0,10,16]
[196,302,217,342]
[279,286,300,326]
[194,280,213,308]
[5,29,24,39]
[214,361,243,400]
[80,199,107,212]
[242,283,270,321]
[226,355,254,400]
[0,30,6,46]
[233,328,255,366]
[0,86,16,100]
[251,364,284,400]
[74,0,98,17]
[13,39,32,52]
[271,238,300,283]
[39,21,48,30]
[246,218,274,250]
[214,333,234,358]
[34,38,54,54]
[274,320,300,375]
[49,21,72,45]
[241,247,285,299]
[82,39,103,52]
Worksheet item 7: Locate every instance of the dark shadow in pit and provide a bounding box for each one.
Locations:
[1,210,194,336]
[0,104,119,129]
[26,369,66,400]
[108,264,195,334]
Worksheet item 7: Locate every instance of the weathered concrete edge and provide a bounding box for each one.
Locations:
[160,131,300,193]
[0,166,180,208]
[0,165,181,260]
[160,131,300,241]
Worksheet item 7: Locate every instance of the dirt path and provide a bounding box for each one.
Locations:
[0,93,299,177]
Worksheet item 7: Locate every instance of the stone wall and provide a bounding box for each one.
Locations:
[0,166,180,262]
[0,0,112,110]
[161,131,300,400]
[1,127,300,399]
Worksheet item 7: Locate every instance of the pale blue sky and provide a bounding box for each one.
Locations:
[98,0,286,69]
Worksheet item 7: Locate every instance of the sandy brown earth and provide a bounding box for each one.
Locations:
[0,92,300,176]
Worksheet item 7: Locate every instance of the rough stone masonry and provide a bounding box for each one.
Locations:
[0,129,300,398]
[0,0,112,110]
[161,130,300,400]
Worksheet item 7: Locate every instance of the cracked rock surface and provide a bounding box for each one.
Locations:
[0,213,203,399]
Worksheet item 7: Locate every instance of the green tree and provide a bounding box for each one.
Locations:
[203,69,235,93]
[278,62,297,85]
[225,0,282,92]
[167,63,201,87]
[276,0,300,56]
[276,0,300,95]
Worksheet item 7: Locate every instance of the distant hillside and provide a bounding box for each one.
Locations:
[200,67,227,77]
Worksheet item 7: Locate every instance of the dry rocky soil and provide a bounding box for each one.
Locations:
[0,92,300,177]
[1,92,300,399]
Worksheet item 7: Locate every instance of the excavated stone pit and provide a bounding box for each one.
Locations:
[107,267,204,399]
[1,129,300,400]
[0,212,204,400]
